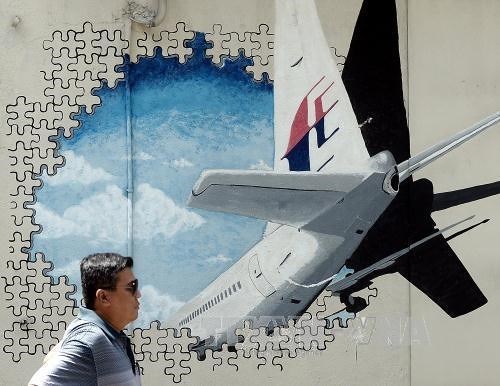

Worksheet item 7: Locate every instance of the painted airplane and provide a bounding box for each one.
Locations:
[166,0,500,352]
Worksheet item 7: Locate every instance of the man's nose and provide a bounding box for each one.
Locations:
[135,288,142,299]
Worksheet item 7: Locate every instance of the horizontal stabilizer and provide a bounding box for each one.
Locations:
[189,169,367,227]
[398,111,500,182]
[326,216,475,293]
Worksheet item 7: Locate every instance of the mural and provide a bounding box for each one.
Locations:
[33,32,274,327]
[2,0,500,384]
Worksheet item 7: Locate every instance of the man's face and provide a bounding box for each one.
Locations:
[108,267,141,328]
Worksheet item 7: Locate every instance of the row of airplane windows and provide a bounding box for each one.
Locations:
[179,281,242,326]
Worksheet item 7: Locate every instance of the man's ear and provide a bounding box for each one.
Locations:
[95,289,111,307]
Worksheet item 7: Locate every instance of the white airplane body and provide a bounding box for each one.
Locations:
[166,0,500,350]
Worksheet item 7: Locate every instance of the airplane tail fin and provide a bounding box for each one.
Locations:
[397,111,500,182]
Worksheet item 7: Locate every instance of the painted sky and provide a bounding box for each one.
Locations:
[32,34,274,326]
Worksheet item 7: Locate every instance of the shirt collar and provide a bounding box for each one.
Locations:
[77,307,122,341]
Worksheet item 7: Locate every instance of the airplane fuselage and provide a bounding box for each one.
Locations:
[167,153,399,350]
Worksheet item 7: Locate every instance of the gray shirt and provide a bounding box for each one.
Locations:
[29,307,141,386]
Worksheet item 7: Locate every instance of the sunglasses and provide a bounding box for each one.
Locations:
[102,279,139,295]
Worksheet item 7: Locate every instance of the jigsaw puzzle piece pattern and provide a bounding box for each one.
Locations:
[3,19,366,374]
[2,252,77,362]
[205,23,274,81]
[129,22,195,64]
[204,343,238,372]
[131,322,198,383]
[4,22,132,363]
[230,310,339,370]
[315,286,379,328]
[43,21,129,116]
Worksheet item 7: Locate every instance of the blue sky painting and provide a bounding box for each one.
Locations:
[32,34,274,326]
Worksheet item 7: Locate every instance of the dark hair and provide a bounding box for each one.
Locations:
[80,253,134,310]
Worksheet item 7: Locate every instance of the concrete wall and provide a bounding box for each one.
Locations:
[0,0,498,384]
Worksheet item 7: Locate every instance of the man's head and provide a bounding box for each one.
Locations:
[80,253,141,330]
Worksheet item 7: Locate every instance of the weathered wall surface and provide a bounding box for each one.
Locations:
[409,1,500,384]
[0,0,498,385]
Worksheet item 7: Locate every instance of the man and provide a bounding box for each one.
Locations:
[29,253,142,386]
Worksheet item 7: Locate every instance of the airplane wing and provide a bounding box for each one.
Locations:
[188,169,368,227]
[325,216,475,293]
[398,233,488,318]
[397,112,500,182]
[274,0,370,173]
[341,0,488,318]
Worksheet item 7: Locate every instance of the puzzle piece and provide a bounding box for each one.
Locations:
[223,31,258,58]
[297,312,335,351]
[4,321,30,362]
[315,289,348,321]
[205,24,231,65]
[317,286,378,328]
[235,319,260,357]
[8,141,33,170]
[54,95,82,138]
[44,78,85,106]
[26,101,62,131]
[250,325,287,352]
[43,30,84,59]
[67,53,106,81]
[26,147,65,176]
[250,24,274,65]
[236,348,267,369]
[10,167,41,187]
[4,276,30,316]
[211,343,238,371]
[7,214,41,243]
[75,22,102,64]
[275,319,304,357]
[24,298,54,338]
[92,29,129,57]
[167,22,195,64]
[50,48,79,88]
[8,231,31,258]
[160,327,198,354]
[98,46,125,88]
[75,72,102,114]
[6,96,35,136]
[32,122,59,162]
[26,252,54,291]
[49,275,77,316]
[136,28,174,60]
[10,185,36,223]
[133,321,169,361]
[164,344,192,383]
[246,55,273,82]
[19,321,61,356]
[246,24,274,81]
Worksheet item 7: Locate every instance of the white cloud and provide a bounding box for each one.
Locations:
[205,254,232,264]
[51,259,81,279]
[46,150,114,186]
[134,183,205,240]
[64,185,129,245]
[135,285,184,327]
[119,151,154,161]
[172,158,194,168]
[35,183,204,246]
[134,151,154,161]
[249,159,273,171]
[34,202,81,239]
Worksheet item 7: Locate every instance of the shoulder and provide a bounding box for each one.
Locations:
[64,320,109,348]
[29,325,98,386]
